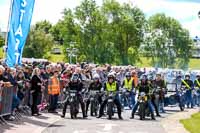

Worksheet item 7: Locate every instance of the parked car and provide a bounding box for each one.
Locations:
[51,48,62,54]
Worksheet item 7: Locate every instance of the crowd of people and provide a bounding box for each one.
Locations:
[0,61,199,121]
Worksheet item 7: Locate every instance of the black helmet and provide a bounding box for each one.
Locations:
[71,73,79,81]
[140,74,147,80]
[125,72,131,77]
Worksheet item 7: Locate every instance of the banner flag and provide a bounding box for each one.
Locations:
[6,0,35,67]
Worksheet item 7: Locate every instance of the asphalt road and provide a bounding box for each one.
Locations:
[42,107,180,133]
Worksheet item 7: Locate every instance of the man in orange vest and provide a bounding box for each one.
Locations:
[48,70,60,113]
[131,70,138,87]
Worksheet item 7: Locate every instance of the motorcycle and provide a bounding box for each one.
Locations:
[107,91,116,120]
[89,90,100,116]
[192,86,200,106]
[178,86,186,111]
[68,90,79,119]
[120,89,132,109]
[138,92,148,120]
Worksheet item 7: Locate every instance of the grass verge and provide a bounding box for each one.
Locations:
[180,113,200,133]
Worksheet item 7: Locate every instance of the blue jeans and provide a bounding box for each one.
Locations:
[49,94,59,111]
[185,90,193,108]
[131,99,154,115]
[121,92,135,108]
[193,91,200,106]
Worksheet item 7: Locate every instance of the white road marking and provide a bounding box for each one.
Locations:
[73,130,88,133]
[96,131,110,133]
[103,123,117,131]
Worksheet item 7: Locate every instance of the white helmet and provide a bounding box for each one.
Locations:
[93,74,100,79]
[156,72,162,76]
[185,72,190,76]
[107,73,115,78]
[196,73,200,77]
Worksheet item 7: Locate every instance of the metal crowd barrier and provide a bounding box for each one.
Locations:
[0,86,14,117]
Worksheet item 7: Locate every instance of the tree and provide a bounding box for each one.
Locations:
[75,0,104,63]
[50,21,64,45]
[0,35,4,47]
[102,0,146,65]
[35,20,52,34]
[144,13,193,69]
[23,26,53,58]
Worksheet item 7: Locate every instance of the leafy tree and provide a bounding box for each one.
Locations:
[35,20,52,34]
[144,13,193,69]
[50,21,64,45]
[23,26,53,58]
[0,35,4,47]
[102,0,146,65]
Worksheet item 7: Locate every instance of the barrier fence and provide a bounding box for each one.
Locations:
[0,86,14,117]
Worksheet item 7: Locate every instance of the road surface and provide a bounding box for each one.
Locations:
[43,107,180,133]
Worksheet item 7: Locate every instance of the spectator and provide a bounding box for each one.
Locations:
[48,70,60,113]
[31,68,42,116]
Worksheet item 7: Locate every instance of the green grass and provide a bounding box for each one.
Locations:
[136,57,152,67]
[180,113,200,133]
[137,57,200,69]
[0,47,4,59]
[189,59,200,69]
[0,46,200,68]
[48,54,65,62]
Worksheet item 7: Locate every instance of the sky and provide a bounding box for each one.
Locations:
[0,0,200,37]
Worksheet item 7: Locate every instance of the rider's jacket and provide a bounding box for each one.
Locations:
[68,81,83,92]
[137,81,151,98]
[88,81,102,92]
[153,79,166,89]
[122,78,134,91]
[104,81,119,92]
[181,79,193,90]
[194,79,200,88]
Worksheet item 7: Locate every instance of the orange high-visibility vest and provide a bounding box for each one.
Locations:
[132,75,138,87]
[48,77,60,95]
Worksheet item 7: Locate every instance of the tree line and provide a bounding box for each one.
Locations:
[23,0,193,69]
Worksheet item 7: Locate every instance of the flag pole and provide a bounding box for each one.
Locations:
[3,0,13,60]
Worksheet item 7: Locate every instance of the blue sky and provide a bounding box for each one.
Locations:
[0,0,200,37]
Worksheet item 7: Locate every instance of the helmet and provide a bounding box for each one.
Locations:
[185,72,190,77]
[196,73,200,77]
[71,73,79,81]
[107,73,115,79]
[177,74,182,78]
[93,74,100,79]
[141,74,147,80]
[111,71,116,76]
[125,72,131,77]
[156,72,161,76]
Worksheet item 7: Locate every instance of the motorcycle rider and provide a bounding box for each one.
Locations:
[85,74,102,116]
[130,74,155,120]
[121,72,135,108]
[61,73,87,118]
[152,72,166,115]
[97,73,123,119]
[194,73,200,106]
[181,73,194,108]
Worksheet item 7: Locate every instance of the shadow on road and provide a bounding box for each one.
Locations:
[0,115,51,133]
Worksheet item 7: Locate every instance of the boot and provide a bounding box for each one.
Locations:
[61,114,65,118]
[151,113,156,120]
[130,113,134,119]
[118,113,123,120]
